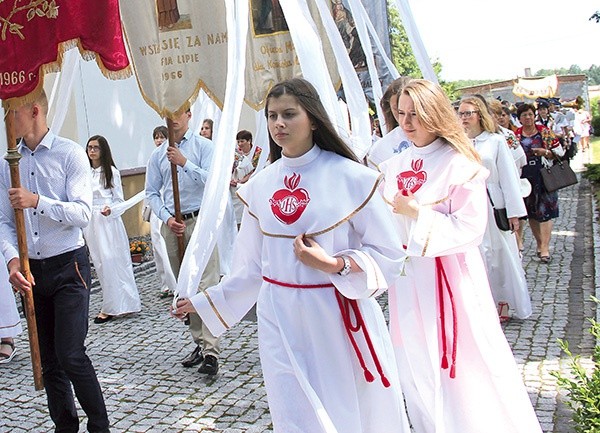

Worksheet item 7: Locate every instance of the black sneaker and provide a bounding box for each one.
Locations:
[181,345,203,368]
[198,354,219,375]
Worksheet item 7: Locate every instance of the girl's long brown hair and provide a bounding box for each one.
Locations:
[265,78,359,163]
[86,135,117,189]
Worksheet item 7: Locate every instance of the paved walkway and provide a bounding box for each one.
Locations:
[1,150,596,433]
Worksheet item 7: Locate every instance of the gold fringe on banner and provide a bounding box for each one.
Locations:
[2,38,131,111]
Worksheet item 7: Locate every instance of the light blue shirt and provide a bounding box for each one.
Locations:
[145,128,214,224]
[0,130,92,261]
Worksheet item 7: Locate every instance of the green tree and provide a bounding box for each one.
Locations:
[533,65,600,86]
[587,65,600,85]
[568,64,584,75]
[387,1,457,98]
[387,0,420,77]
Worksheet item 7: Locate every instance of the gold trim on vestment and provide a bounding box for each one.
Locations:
[202,291,229,330]
[239,174,384,239]
[421,212,436,257]
[420,168,483,257]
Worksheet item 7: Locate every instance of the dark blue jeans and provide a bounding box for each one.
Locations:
[30,246,109,433]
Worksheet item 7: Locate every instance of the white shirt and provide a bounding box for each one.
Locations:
[91,166,124,207]
[145,129,214,223]
[0,130,92,261]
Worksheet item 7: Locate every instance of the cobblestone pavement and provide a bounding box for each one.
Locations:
[1,151,596,433]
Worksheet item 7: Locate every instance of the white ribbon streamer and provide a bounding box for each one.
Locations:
[278,0,345,134]
[313,0,371,159]
[49,49,80,134]
[251,109,270,176]
[175,0,248,300]
[393,0,438,83]
[346,0,385,141]
[106,190,146,219]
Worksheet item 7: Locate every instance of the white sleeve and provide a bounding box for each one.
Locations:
[496,137,527,218]
[329,192,406,299]
[190,207,263,336]
[406,171,488,258]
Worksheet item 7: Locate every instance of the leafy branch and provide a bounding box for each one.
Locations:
[0,0,58,41]
[551,296,600,432]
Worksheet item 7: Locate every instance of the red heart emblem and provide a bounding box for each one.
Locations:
[269,173,310,225]
[397,159,427,194]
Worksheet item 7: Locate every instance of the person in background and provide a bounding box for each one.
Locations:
[501,99,521,128]
[515,103,564,264]
[366,76,412,170]
[574,101,592,153]
[371,117,382,142]
[0,90,110,432]
[174,77,412,433]
[459,96,531,321]
[0,263,21,363]
[488,99,527,170]
[146,109,221,376]
[83,135,141,323]
[379,79,542,433]
[153,125,168,146]
[548,98,575,162]
[230,129,261,228]
[200,118,214,140]
[495,103,518,133]
[150,126,177,298]
[535,98,554,130]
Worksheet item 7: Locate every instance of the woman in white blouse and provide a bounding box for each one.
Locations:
[459,96,531,321]
[84,135,141,323]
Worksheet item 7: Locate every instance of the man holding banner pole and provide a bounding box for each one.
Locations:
[0,90,110,433]
[146,108,221,376]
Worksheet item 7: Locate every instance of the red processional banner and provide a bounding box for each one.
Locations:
[0,0,130,108]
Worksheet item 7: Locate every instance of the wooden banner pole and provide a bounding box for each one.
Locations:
[166,117,185,261]
[3,106,44,391]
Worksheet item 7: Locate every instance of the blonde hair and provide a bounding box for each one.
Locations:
[460,95,496,134]
[18,89,49,114]
[402,80,480,162]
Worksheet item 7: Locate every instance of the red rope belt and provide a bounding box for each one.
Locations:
[435,257,458,378]
[263,276,390,387]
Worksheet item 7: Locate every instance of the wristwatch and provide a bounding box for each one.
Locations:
[337,255,351,276]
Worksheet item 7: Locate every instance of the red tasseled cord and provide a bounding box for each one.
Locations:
[335,291,391,387]
[435,257,458,379]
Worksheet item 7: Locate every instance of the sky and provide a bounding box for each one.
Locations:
[406,0,600,81]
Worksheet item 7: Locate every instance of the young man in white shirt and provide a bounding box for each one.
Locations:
[0,91,110,433]
[145,109,221,375]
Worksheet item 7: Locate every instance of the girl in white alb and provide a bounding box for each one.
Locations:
[174,78,411,433]
[460,96,531,320]
[84,135,141,323]
[380,80,542,433]
[366,77,413,171]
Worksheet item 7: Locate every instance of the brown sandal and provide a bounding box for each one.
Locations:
[540,255,551,264]
[0,340,17,364]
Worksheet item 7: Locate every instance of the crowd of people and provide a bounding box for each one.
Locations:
[0,76,590,432]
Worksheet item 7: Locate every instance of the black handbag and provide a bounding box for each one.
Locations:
[540,158,578,193]
[487,190,510,231]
